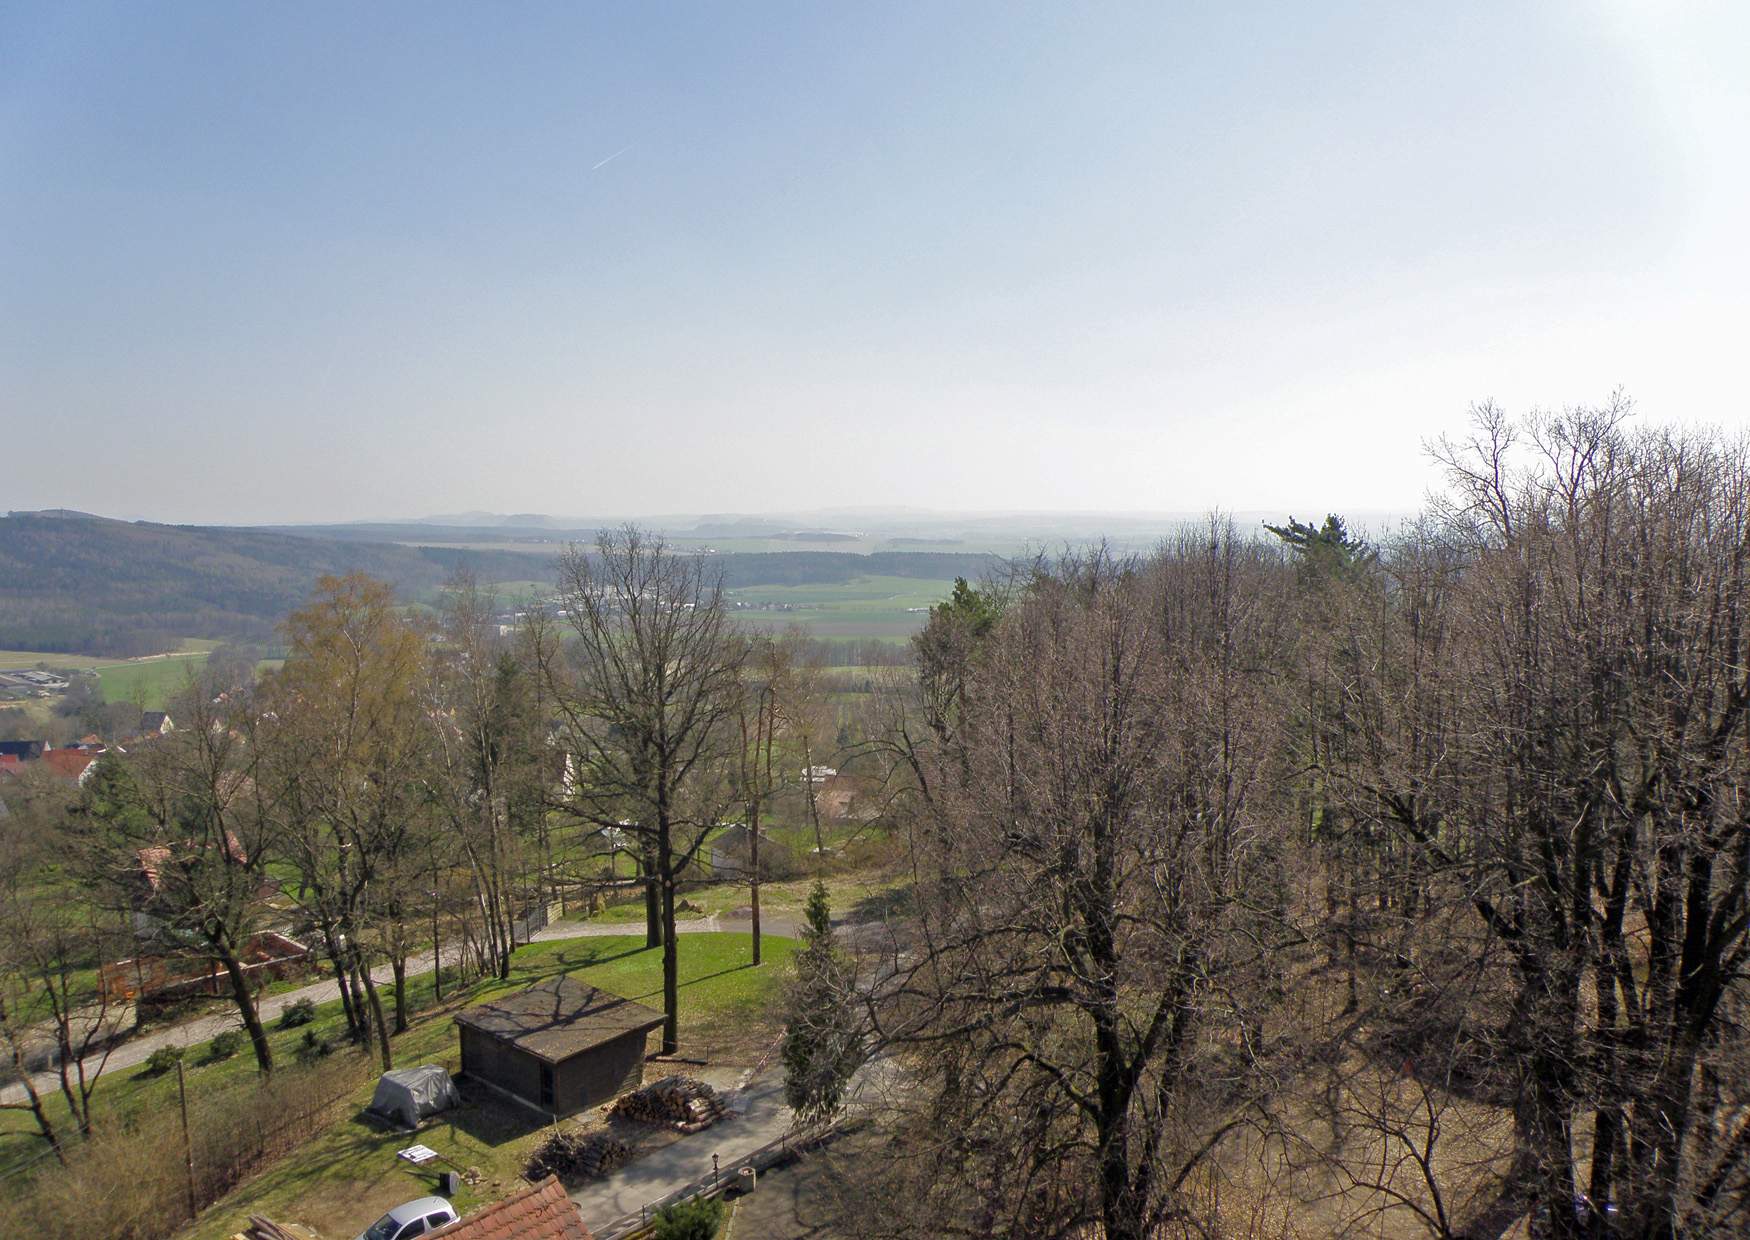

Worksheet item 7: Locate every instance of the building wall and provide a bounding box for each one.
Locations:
[459,1025,543,1106]
[555,1030,650,1115]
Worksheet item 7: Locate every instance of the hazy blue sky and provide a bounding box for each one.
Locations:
[3,2,1747,524]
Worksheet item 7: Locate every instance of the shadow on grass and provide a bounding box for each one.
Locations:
[539,944,650,972]
[439,1077,552,1150]
[615,961,760,1008]
[845,884,914,925]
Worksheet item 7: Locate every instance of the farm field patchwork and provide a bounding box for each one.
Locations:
[724,574,954,640]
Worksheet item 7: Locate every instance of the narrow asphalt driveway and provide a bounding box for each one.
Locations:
[569,1071,796,1231]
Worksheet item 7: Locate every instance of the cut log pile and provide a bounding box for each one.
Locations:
[524,1130,631,1185]
[609,1075,727,1133]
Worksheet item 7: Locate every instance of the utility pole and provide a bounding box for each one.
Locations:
[176,1056,196,1220]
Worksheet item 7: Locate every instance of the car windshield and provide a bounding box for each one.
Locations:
[361,1214,402,1240]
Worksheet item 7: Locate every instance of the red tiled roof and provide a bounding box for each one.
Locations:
[427,1177,593,1240]
[134,831,249,895]
[41,749,97,782]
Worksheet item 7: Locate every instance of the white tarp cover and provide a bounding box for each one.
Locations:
[369,1065,460,1128]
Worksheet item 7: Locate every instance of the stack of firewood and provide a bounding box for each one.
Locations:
[610,1075,727,1132]
[524,1130,631,1185]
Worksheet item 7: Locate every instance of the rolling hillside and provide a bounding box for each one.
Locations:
[0,511,550,654]
[0,511,1002,656]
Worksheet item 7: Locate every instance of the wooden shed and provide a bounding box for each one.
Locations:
[455,976,665,1119]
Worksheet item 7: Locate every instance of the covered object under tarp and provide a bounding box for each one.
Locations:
[368,1064,460,1128]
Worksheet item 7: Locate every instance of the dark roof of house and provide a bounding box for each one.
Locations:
[455,975,664,1064]
[428,1176,593,1240]
[711,822,765,854]
[0,740,45,760]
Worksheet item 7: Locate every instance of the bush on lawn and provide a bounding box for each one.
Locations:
[295,1028,335,1064]
[204,1030,243,1063]
[277,997,317,1029]
[652,1196,723,1240]
[142,1044,186,1076]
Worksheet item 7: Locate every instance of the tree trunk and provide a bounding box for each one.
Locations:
[345,957,368,1046]
[497,869,517,979]
[1,1023,64,1162]
[658,812,679,1055]
[391,953,408,1034]
[212,936,273,1074]
[322,927,361,1036]
[643,847,663,949]
[358,955,393,1072]
[749,795,763,967]
[802,736,825,857]
[431,893,443,1001]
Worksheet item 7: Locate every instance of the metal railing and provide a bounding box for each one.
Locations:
[590,1119,838,1240]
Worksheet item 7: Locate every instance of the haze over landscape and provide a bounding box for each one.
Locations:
[7,3,1750,523]
[9,8,1750,1240]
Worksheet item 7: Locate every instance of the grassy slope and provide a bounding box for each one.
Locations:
[151,931,797,1240]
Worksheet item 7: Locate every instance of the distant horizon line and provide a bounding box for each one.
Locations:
[10,505,1419,532]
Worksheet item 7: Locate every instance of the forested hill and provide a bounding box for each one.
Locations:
[0,511,1002,656]
[0,512,544,655]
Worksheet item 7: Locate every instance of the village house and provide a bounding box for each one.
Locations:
[709,822,796,879]
[39,747,99,786]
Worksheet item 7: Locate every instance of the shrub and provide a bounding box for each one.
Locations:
[204,1030,243,1063]
[651,1196,723,1240]
[142,1044,186,1076]
[277,997,317,1029]
[295,1028,334,1064]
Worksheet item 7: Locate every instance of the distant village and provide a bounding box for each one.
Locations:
[0,708,175,792]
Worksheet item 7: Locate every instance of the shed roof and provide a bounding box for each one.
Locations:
[455,975,664,1065]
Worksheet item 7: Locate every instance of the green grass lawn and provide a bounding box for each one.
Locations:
[1,931,797,1240]
[565,867,906,929]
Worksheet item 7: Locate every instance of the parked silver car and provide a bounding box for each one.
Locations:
[356,1196,459,1240]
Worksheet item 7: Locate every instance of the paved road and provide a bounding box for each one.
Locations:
[0,912,796,1108]
[569,1072,796,1230]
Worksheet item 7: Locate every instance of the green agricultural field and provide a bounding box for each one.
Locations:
[0,642,214,711]
[479,579,556,598]
[725,574,952,640]
[95,653,210,711]
[0,650,114,670]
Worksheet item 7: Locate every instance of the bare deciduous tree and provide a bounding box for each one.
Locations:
[868,532,1295,1240]
[546,526,744,1055]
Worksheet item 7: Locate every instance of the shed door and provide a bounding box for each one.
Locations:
[539,1063,554,1107]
